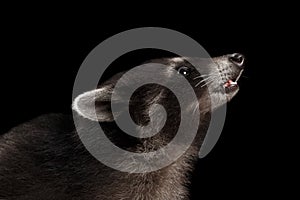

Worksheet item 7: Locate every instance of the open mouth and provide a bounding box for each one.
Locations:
[224,79,238,93]
[223,70,244,93]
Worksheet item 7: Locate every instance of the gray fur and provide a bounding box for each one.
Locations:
[0,54,244,199]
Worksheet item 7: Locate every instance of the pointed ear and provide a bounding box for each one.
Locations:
[72,86,116,122]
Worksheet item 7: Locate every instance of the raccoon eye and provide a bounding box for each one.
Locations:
[177,66,190,76]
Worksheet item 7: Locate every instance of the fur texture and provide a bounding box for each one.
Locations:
[0,54,244,199]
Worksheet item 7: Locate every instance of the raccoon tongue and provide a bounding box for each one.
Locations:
[224,80,237,88]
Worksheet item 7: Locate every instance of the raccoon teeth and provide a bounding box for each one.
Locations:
[224,79,237,88]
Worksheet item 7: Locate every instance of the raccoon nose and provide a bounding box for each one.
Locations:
[229,53,245,68]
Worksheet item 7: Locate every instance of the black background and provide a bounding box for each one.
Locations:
[1,8,288,199]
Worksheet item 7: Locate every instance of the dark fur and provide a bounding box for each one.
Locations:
[0,55,243,199]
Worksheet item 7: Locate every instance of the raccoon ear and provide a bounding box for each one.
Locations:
[72,86,117,122]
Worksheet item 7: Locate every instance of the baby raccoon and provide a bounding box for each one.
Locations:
[0,53,245,200]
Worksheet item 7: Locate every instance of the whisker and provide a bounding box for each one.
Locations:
[194,71,221,88]
[195,80,204,87]
[199,76,213,83]
[195,77,214,87]
[193,72,219,80]
[235,69,244,82]
[200,79,215,88]
[193,74,209,80]
[195,77,212,87]
[193,76,202,80]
